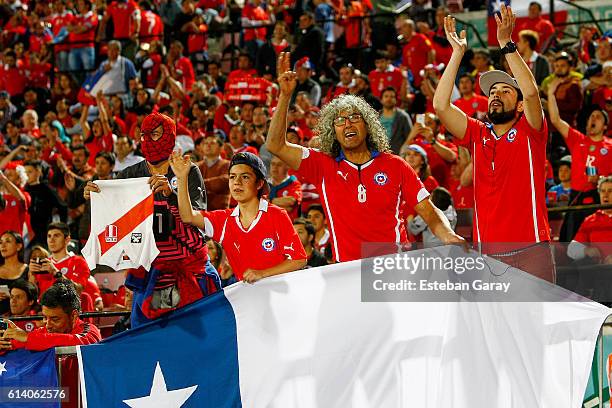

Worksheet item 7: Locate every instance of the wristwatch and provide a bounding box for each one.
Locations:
[501,41,517,55]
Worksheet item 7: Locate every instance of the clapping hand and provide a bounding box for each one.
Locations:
[443,15,467,54]
[495,3,516,46]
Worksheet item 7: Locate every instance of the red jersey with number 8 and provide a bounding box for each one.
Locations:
[297,148,429,262]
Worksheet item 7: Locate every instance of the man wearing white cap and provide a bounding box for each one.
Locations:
[432,5,554,282]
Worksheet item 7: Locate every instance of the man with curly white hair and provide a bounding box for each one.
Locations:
[267,53,465,262]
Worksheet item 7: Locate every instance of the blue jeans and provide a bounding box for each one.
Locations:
[56,51,70,72]
[68,47,95,72]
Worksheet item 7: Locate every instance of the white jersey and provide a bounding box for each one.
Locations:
[83,178,160,271]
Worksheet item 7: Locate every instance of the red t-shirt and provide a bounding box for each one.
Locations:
[86,131,115,166]
[573,210,612,260]
[454,94,489,119]
[566,128,612,192]
[188,24,208,54]
[412,135,458,188]
[457,116,550,244]
[12,318,101,351]
[0,66,27,97]
[139,9,163,43]
[448,180,474,209]
[241,4,269,42]
[516,17,555,51]
[106,0,140,39]
[202,200,307,280]
[368,65,404,100]
[173,57,196,91]
[297,149,429,262]
[25,62,51,89]
[35,254,91,299]
[402,33,433,87]
[50,11,75,52]
[69,11,98,48]
[270,177,302,220]
[0,192,30,236]
[227,68,258,82]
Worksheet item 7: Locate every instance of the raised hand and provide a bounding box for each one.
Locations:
[495,3,516,46]
[443,16,467,54]
[277,52,297,96]
[168,150,191,180]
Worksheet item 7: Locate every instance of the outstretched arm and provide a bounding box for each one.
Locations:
[546,78,570,138]
[432,16,468,140]
[415,199,465,245]
[265,52,306,171]
[496,4,543,130]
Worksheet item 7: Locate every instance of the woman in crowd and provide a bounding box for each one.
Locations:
[0,231,28,314]
[403,144,439,192]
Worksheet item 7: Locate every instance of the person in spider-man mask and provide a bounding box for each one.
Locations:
[84,112,221,327]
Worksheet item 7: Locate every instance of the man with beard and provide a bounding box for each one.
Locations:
[84,112,220,327]
[433,7,555,282]
[541,52,583,127]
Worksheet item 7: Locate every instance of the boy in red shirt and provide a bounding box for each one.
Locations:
[171,151,307,283]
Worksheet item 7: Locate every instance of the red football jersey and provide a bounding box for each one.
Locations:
[69,11,98,48]
[368,65,404,100]
[454,94,489,119]
[297,149,429,262]
[412,135,458,188]
[573,210,612,260]
[36,254,90,298]
[203,200,306,280]
[173,56,196,91]
[566,128,612,192]
[241,4,269,42]
[402,33,433,87]
[457,116,550,244]
[139,9,163,43]
[0,192,30,236]
[50,11,74,52]
[270,177,302,220]
[106,0,140,39]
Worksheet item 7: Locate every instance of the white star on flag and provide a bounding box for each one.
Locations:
[122,362,197,408]
[0,361,7,376]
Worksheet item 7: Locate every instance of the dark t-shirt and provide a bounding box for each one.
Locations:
[25,183,67,243]
[307,249,328,268]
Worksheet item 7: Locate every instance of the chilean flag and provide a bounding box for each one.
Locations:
[487,0,569,47]
[77,247,608,408]
[77,68,112,106]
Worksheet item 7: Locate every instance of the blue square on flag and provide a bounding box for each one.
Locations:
[0,348,59,408]
[78,292,242,408]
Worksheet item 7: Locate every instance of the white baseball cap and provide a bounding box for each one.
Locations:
[479,70,520,97]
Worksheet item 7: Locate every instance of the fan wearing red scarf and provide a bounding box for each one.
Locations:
[84,113,221,327]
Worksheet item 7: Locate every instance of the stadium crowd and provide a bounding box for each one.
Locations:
[0,0,610,344]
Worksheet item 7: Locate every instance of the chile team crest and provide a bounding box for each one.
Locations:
[374,172,388,186]
[506,128,517,143]
[262,238,276,252]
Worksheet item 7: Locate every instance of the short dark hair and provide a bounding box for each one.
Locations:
[41,281,81,314]
[159,105,174,116]
[459,73,475,83]
[10,279,38,303]
[430,187,453,211]
[71,144,90,158]
[307,204,326,218]
[47,222,70,238]
[293,218,315,245]
[529,1,542,11]
[95,151,116,167]
[23,159,42,170]
[381,87,397,97]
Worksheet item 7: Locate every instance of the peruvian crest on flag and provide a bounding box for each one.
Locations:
[487,0,569,48]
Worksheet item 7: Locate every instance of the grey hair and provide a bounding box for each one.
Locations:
[598,175,612,191]
[108,40,122,52]
[314,94,390,157]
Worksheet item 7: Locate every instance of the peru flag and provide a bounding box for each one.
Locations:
[487,0,569,48]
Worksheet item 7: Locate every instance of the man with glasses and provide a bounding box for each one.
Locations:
[266,53,464,263]
[433,8,554,282]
